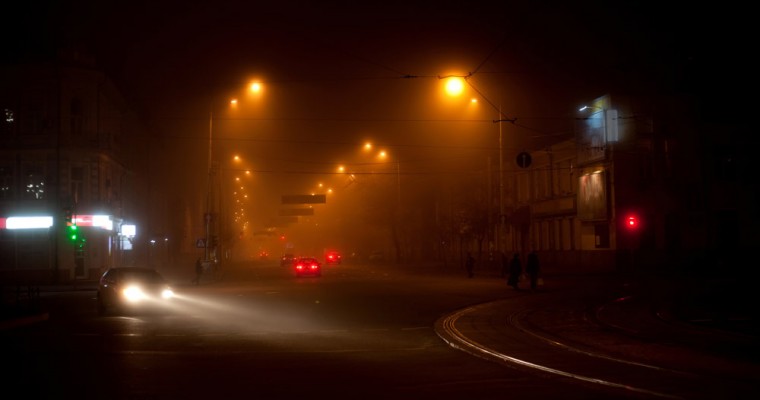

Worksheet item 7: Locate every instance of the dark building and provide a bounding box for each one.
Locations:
[0,49,164,285]
[512,92,755,275]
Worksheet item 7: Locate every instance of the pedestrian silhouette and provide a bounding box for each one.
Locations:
[526,251,540,290]
[500,251,508,278]
[194,258,203,285]
[507,253,522,290]
[465,252,475,278]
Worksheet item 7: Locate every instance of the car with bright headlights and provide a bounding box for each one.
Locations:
[96,267,175,315]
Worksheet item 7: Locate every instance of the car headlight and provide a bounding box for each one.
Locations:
[122,285,147,302]
[161,288,174,299]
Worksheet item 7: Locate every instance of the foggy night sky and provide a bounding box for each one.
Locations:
[3,1,753,238]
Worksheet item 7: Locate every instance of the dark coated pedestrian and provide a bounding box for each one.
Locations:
[193,257,203,285]
[465,252,475,278]
[507,253,522,290]
[526,251,540,290]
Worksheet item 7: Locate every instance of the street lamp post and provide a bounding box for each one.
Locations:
[203,81,264,266]
[396,160,401,210]
[494,105,506,254]
[205,109,213,263]
[441,76,510,254]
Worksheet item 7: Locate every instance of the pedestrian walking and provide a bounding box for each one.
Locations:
[465,252,475,278]
[507,253,522,290]
[526,251,540,290]
[500,251,508,278]
[193,257,203,285]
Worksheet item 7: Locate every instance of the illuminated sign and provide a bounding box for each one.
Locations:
[71,215,113,230]
[3,216,54,230]
[577,170,608,221]
[2,214,114,230]
[120,224,136,237]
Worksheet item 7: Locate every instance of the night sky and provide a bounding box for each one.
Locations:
[6,2,749,123]
[3,1,753,242]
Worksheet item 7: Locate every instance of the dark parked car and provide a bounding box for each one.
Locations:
[97,267,175,315]
[280,253,295,267]
[293,257,322,277]
[368,250,385,263]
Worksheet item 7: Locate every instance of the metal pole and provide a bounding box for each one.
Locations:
[493,105,516,255]
[498,105,504,254]
[396,161,401,208]
[205,110,212,262]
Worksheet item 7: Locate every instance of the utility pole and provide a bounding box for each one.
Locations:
[494,105,517,254]
[205,110,213,262]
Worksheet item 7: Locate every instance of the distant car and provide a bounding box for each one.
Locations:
[97,267,175,315]
[259,251,269,260]
[368,250,385,263]
[281,253,295,267]
[325,250,342,264]
[293,257,322,277]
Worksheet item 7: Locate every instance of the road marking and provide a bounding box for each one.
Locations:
[435,303,680,400]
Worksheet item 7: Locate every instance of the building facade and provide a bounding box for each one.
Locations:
[0,50,149,284]
[506,92,753,275]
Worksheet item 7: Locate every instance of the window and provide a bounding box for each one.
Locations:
[555,159,574,195]
[14,230,50,270]
[21,101,45,136]
[516,172,530,203]
[3,107,14,123]
[594,223,609,248]
[23,164,45,200]
[70,98,83,136]
[561,217,575,250]
[71,166,86,204]
[0,165,14,200]
[531,168,549,200]
[713,146,737,183]
[551,219,559,250]
[1,107,15,137]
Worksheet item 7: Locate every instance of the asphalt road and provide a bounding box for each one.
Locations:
[2,260,759,399]
[436,273,760,399]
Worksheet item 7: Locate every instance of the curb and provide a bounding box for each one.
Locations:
[0,311,49,330]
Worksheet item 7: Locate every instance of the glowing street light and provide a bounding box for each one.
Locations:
[444,77,465,97]
[205,81,265,263]
[441,75,506,253]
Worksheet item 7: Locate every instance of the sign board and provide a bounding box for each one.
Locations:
[516,152,532,168]
[577,171,608,221]
[196,238,206,248]
[281,194,326,204]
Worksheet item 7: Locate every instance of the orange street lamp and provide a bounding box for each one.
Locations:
[444,77,465,97]
[206,82,265,264]
[441,75,506,253]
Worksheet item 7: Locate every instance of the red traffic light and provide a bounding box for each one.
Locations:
[625,215,639,229]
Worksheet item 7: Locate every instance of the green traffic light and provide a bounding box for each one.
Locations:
[67,224,79,241]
